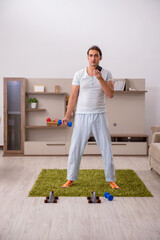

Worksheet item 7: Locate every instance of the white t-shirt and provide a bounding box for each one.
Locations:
[72,67,113,114]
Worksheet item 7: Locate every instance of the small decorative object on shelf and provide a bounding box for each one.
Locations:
[47,118,59,126]
[55,85,60,93]
[66,96,74,117]
[66,96,69,104]
[114,79,126,91]
[28,98,38,109]
[46,118,51,122]
[129,87,136,91]
[34,85,45,92]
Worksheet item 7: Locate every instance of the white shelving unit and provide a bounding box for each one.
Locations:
[4,77,148,156]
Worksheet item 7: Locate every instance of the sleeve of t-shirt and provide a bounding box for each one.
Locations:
[72,72,80,85]
[106,71,113,82]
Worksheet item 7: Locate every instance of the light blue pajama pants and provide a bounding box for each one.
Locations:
[67,113,116,182]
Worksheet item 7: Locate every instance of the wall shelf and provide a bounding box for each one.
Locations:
[26,92,67,95]
[25,109,46,112]
[114,91,147,94]
[25,125,66,128]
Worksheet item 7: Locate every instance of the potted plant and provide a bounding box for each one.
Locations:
[28,98,38,109]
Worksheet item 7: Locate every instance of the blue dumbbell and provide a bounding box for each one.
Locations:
[104,192,114,201]
[58,119,72,127]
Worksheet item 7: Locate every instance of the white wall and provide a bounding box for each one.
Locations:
[0,0,160,144]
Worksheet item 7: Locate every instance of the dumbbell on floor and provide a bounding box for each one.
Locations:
[87,191,101,203]
[44,191,59,203]
[104,192,114,201]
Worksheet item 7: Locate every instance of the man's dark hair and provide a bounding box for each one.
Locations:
[87,45,102,57]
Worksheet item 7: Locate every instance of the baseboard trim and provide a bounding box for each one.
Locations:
[0,145,3,150]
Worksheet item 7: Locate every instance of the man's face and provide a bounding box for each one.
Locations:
[88,49,102,67]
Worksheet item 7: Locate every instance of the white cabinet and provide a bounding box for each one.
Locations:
[83,135,148,156]
[24,141,66,155]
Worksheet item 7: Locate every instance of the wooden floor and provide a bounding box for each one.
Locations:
[0,151,160,240]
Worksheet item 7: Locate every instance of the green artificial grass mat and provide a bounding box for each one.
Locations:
[29,169,153,197]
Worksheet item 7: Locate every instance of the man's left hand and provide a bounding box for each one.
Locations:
[93,69,103,81]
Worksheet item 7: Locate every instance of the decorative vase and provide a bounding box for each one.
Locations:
[31,102,37,109]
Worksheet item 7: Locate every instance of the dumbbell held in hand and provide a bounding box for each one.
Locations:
[58,119,72,127]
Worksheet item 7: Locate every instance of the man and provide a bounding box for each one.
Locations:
[61,45,120,189]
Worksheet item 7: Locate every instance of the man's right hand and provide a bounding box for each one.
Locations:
[61,117,70,125]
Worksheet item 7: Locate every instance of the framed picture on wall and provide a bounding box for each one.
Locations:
[34,85,45,92]
[114,79,126,91]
